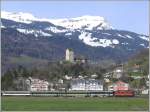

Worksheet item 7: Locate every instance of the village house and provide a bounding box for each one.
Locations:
[113,81,130,91]
[104,72,112,78]
[141,89,149,95]
[104,78,110,83]
[107,81,130,91]
[70,79,103,91]
[108,84,114,91]
[27,77,49,91]
[132,64,140,72]
[113,67,123,79]
[58,79,64,84]
[74,57,88,64]
[64,75,72,80]
[91,74,98,78]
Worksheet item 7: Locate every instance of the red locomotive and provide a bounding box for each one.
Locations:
[114,90,134,97]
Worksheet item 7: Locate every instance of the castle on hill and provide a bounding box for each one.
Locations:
[65,48,87,63]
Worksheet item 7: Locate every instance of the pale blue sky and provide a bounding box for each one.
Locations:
[1,1,149,35]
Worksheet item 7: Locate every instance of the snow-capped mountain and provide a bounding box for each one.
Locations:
[1,11,37,24]
[1,11,112,31]
[1,11,149,48]
[1,11,149,64]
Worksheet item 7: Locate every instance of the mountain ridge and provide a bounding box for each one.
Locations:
[1,11,149,64]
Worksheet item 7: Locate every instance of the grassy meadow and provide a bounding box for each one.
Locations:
[1,96,149,111]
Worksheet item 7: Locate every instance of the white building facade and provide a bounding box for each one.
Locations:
[70,79,103,91]
[113,67,123,79]
[28,77,49,91]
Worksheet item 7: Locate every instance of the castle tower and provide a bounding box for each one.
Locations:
[65,48,74,62]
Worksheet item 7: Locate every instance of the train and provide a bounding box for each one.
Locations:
[1,90,135,97]
[114,90,135,97]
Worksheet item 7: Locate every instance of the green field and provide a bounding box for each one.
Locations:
[2,96,149,111]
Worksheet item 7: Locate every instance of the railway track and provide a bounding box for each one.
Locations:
[1,90,136,97]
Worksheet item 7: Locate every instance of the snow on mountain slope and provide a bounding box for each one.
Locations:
[48,15,113,30]
[16,28,52,37]
[45,27,67,33]
[1,25,6,28]
[117,34,126,38]
[139,35,149,41]
[125,35,133,39]
[79,31,119,47]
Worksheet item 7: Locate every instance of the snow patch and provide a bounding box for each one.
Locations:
[126,35,133,39]
[112,39,119,44]
[41,31,52,37]
[65,32,72,36]
[140,44,145,47]
[79,32,119,47]
[1,25,6,28]
[99,39,112,47]
[139,35,149,41]
[117,34,125,38]
[45,27,67,33]
[121,43,129,45]
[102,33,111,35]
[2,11,36,24]
[17,28,52,37]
